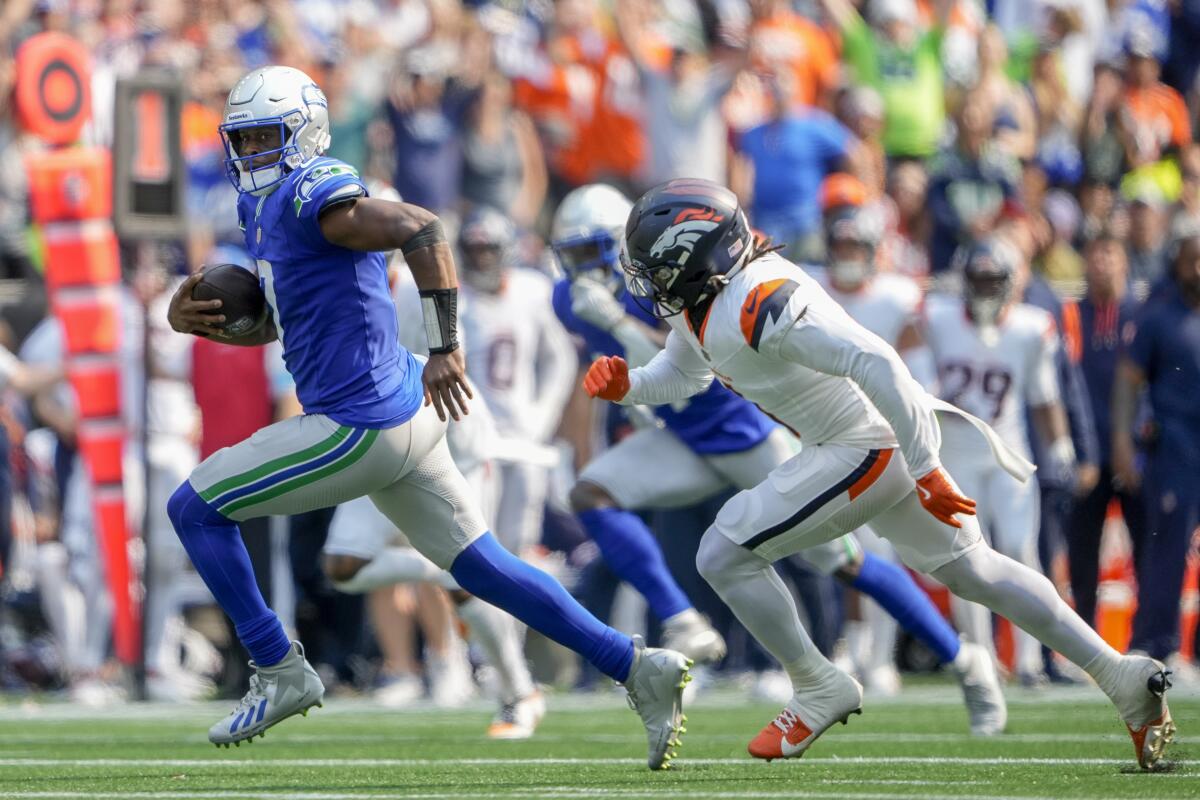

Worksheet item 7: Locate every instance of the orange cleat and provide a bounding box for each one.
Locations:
[747,670,862,760]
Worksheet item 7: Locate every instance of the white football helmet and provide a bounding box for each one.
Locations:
[550,184,633,288]
[220,66,331,196]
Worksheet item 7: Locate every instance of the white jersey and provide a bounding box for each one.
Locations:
[624,253,1034,483]
[391,270,494,475]
[814,270,922,346]
[460,268,576,443]
[923,297,1060,458]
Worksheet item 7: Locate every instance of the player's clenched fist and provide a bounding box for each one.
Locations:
[583,355,630,401]
[915,468,976,528]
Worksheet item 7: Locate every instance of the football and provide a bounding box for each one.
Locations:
[192,264,268,337]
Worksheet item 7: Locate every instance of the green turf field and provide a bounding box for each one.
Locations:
[1,681,1195,800]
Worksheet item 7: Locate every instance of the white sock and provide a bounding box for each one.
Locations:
[697,529,833,690]
[457,598,535,702]
[932,545,1119,673]
[332,548,444,594]
[662,608,701,630]
[863,598,899,674]
[951,596,996,660]
[35,543,87,673]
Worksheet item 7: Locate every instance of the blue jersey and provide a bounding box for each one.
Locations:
[1126,286,1200,468]
[237,157,423,429]
[552,279,775,455]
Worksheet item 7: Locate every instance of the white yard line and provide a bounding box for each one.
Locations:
[0,790,1177,800]
[0,756,1146,767]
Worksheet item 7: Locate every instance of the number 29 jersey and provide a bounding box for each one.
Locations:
[236,157,424,429]
[923,296,1060,459]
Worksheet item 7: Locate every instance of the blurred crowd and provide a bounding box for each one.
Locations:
[0,0,1197,707]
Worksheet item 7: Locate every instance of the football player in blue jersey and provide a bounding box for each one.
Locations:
[164,66,690,769]
[551,184,1005,733]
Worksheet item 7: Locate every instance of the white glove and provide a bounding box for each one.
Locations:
[570,277,626,331]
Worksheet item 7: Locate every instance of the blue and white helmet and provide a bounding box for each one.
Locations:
[551,184,633,289]
[220,66,331,196]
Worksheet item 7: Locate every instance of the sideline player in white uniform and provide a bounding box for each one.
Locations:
[552,185,1003,731]
[583,179,1174,769]
[810,202,938,695]
[924,240,1074,684]
[322,262,543,738]
[457,206,577,555]
[164,66,690,769]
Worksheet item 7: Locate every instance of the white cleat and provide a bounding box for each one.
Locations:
[427,645,476,708]
[487,690,546,740]
[748,668,862,760]
[1107,654,1176,770]
[208,642,324,748]
[953,641,1007,736]
[373,673,424,708]
[661,612,726,665]
[862,663,902,698]
[622,636,692,770]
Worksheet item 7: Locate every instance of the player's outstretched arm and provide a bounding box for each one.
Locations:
[773,306,979,526]
[624,330,713,405]
[320,197,471,421]
[166,273,278,346]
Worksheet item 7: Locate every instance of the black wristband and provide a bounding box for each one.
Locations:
[419,288,459,354]
[401,219,447,255]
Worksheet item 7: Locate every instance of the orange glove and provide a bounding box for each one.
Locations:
[583,355,630,401]
[916,468,977,528]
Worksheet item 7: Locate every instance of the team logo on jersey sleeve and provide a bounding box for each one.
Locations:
[740,279,800,350]
[293,163,360,216]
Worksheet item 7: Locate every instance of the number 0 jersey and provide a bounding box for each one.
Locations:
[923,296,1060,459]
[552,279,776,456]
[236,157,423,428]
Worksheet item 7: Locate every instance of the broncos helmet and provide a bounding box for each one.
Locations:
[956,238,1018,327]
[220,66,331,196]
[824,205,881,290]
[458,206,517,294]
[621,178,753,318]
[551,184,633,291]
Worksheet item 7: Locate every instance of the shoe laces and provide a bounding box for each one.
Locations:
[772,708,801,734]
[1148,668,1173,698]
[495,702,518,725]
[228,670,267,716]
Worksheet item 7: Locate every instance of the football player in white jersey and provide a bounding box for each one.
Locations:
[925,239,1074,686]
[322,258,543,738]
[583,179,1174,769]
[456,206,577,555]
[811,202,939,694]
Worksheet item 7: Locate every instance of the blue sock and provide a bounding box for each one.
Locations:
[167,482,292,667]
[578,508,692,621]
[851,552,960,664]
[450,532,635,681]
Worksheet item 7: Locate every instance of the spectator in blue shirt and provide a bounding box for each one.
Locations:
[1112,227,1200,664]
[734,76,860,263]
[1065,235,1147,630]
[928,90,1021,274]
[385,46,477,215]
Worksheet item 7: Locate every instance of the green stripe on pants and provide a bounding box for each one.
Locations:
[200,425,352,504]
[218,429,380,516]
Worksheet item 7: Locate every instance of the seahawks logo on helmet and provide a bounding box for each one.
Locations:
[293,163,360,216]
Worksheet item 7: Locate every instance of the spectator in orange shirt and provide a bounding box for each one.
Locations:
[1120,27,1191,173]
[513,0,643,193]
[748,0,839,111]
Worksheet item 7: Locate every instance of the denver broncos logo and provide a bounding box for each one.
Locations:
[649,217,722,263]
